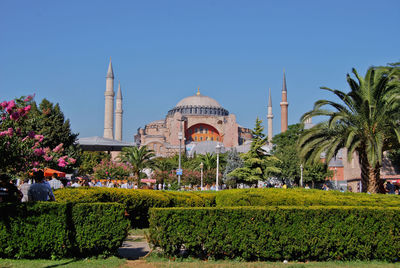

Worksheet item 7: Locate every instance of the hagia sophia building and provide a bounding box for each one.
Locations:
[102,59,290,157]
[77,59,400,191]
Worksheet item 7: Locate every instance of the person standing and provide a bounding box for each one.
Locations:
[19,178,31,202]
[28,171,55,201]
[49,174,63,190]
[0,174,22,202]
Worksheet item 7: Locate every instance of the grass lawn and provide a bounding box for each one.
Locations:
[0,256,126,268]
[143,252,400,268]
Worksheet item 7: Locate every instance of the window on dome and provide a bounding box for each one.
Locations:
[195,137,197,141]
[211,137,214,141]
[200,137,203,141]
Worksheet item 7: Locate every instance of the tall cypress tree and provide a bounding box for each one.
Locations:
[229,117,281,186]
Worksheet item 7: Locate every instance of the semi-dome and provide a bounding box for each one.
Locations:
[167,89,229,117]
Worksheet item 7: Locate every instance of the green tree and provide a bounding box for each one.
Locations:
[223,149,244,188]
[272,123,331,186]
[0,95,77,177]
[118,146,155,185]
[299,67,400,193]
[22,98,80,172]
[229,118,281,186]
[78,151,110,175]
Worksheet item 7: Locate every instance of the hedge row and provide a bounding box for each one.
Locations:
[216,188,400,207]
[54,188,216,227]
[149,206,400,261]
[0,202,129,259]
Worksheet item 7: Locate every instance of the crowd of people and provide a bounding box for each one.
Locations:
[1,171,400,203]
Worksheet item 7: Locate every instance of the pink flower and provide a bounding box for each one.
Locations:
[44,155,53,161]
[44,147,51,153]
[53,143,63,153]
[24,95,33,102]
[34,148,45,156]
[24,105,31,112]
[7,128,13,137]
[0,101,7,109]
[33,161,39,167]
[32,142,40,149]
[22,136,29,142]
[34,135,44,142]
[10,112,20,120]
[57,158,68,168]
[0,131,6,137]
[6,100,15,113]
[1,116,5,121]
[68,157,76,164]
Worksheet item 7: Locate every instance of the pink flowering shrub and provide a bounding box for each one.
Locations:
[0,95,75,175]
[93,159,132,180]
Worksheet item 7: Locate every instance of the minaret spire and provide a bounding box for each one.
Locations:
[280,70,289,133]
[104,58,115,139]
[196,87,200,96]
[267,88,274,142]
[115,81,123,141]
[106,57,114,79]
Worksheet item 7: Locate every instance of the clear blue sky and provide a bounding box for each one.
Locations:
[1,0,399,141]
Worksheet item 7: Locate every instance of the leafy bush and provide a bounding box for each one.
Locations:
[0,202,129,259]
[54,188,216,227]
[216,188,400,207]
[149,206,400,261]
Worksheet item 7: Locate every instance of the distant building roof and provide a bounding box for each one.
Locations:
[186,141,226,157]
[78,136,135,151]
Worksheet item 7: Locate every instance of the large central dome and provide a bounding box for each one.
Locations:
[167,90,229,117]
[175,93,222,108]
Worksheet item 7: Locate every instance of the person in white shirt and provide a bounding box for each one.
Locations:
[49,174,63,190]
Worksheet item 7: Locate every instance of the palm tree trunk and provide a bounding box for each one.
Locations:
[136,171,141,187]
[367,166,381,193]
[359,150,381,193]
[358,150,371,193]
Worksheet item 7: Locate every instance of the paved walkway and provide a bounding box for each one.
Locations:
[118,235,151,260]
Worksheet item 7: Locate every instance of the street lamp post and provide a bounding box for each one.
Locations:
[334,167,338,190]
[215,143,222,191]
[200,162,204,190]
[178,131,182,188]
[300,164,303,187]
[177,117,186,190]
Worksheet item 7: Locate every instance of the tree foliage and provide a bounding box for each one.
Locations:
[78,151,110,175]
[299,66,400,193]
[272,123,331,186]
[118,146,155,185]
[223,149,244,188]
[229,118,281,185]
[15,98,80,172]
[0,95,76,177]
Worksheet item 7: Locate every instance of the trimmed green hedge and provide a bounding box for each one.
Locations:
[54,188,216,227]
[216,188,400,207]
[149,206,400,261]
[0,202,129,259]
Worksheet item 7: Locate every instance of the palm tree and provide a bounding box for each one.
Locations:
[299,67,400,193]
[118,146,155,185]
[197,152,218,171]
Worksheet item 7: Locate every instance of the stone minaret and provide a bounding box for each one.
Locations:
[103,58,115,139]
[267,88,274,142]
[280,70,289,133]
[115,81,123,141]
